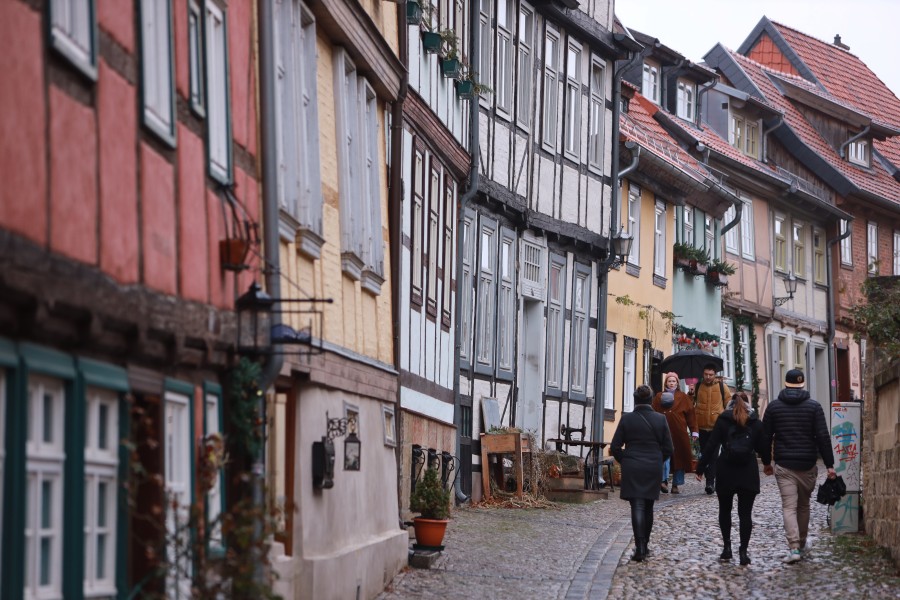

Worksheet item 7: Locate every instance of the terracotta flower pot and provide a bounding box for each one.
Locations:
[219,238,249,270]
[413,517,448,547]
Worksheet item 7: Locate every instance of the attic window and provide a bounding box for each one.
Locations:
[729,112,760,159]
[642,61,660,105]
[847,139,869,166]
[676,79,695,121]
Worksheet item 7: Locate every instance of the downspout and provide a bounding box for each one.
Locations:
[390,0,409,509]
[256,0,283,583]
[826,220,853,406]
[839,125,870,159]
[695,78,717,125]
[591,47,642,449]
[452,0,480,504]
[762,116,785,164]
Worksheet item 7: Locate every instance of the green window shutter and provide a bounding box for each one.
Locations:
[79,358,129,392]
[20,343,76,379]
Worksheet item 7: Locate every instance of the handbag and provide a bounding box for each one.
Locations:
[815,475,847,505]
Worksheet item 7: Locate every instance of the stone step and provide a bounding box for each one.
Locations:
[546,488,609,503]
[548,474,587,490]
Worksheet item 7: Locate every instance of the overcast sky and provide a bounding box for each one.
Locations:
[615,0,900,98]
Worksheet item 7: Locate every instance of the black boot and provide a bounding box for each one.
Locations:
[630,499,649,562]
[739,546,751,565]
[719,539,732,561]
[631,539,646,562]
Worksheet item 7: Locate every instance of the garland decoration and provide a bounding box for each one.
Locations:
[673,324,720,351]
[731,315,761,410]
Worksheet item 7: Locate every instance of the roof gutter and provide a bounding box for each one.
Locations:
[452,0,480,505]
[826,220,853,406]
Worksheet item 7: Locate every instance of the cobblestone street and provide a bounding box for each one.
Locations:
[379,467,900,599]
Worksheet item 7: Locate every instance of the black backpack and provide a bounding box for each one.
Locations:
[723,422,755,465]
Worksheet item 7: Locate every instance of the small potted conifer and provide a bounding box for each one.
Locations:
[410,467,451,547]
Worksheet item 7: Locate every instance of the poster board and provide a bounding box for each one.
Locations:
[830,402,861,533]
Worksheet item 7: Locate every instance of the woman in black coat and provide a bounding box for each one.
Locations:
[610,385,674,562]
[695,391,772,566]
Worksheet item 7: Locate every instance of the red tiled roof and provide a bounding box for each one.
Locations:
[768,22,900,176]
[728,50,900,202]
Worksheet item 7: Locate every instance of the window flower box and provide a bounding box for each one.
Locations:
[422,31,441,54]
[441,57,460,78]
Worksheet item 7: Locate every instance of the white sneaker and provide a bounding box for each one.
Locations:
[800,542,812,557]
[784,549,802,564]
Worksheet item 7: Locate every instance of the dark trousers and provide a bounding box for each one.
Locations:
[630,498,655,543]
[717,489,757,548]
[698,429,716,483]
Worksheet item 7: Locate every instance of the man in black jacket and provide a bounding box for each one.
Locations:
[762,369,836,564]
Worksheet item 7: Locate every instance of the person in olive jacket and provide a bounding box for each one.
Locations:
[611,385,674,562]
[695,391,771,566]
[651,372,698,494]
[762,369,836,564]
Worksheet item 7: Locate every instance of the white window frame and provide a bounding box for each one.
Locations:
[563,39,582,159]
[723,204,738,254]
[141,0,176,145]
[705,214,715,257]
[50,0,97,79]
[495,0,514,117]
[83,388,119,598]
[542,26,560,151]
[164,391,192,600]
[360,81,384,290]
[569,264,591,398]
[840,219,852,266]
[813,228,826,285]
[204,392,224,550]
[276,0,323,243]
[188,1,205,116]
[588,56,605,172]
[720,319,734,382]
[793,338,806,371]
[682,205,694,245]
[792,220,806,276]
[740,195,755,259]
[334,48,363,275]
[642,61,660,104]
[497,227,517,379]
[442,178,455,326]
[676,79,695,121]
[25,375,66,600]
[460,209,476,367]
[520,239,545,300]
[411,150,425,303]
[848,139,869,166]
[515,2,534,130]
[475,217,497,375]
[603,337,615,410]
[205,2,231,183]
[627,183,641,265]
[622,344,636,413]
[738,324,751,387]
[427,167,441,313]
[894,230,900,275]
[478,0,493,106]
[653,199,666,277]
[774,214,786,272]
[867,221,878,274]
[546,253,567,393]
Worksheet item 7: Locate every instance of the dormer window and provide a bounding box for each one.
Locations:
[676,79,695,121]
[730,112,760,159]
[642,60,660,104]
[847,139,869,166]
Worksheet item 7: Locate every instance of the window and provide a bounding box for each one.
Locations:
[642,61,659,104]
[570,265,591,398]
[563,40,582,158]
[427,168,441,315]
[442,178,455,326]
[204,390,224,549]
[793,338,806,371]
[411,150,425,303]
[205,2,231,182]
[588,57,605,170]
[867,221,878,274]
[773,335,787,392]
[622,341,636,412]
[894,230,900,275]
[141,0,176,144]
[497,228,517,379]
[83,388,119,598]
[546,254,567,393]
[164,390,192,599]
[478,0,493,104]
[720,319,734,382]
[676,79,695,120]
[521,240,544,299]
[840,219,852,266]
[188,1,205,115]
[334,50,384,289]
[542,27,560,150]
[705,215,714,256]
[792,220,805,276]
[627,183,641,265]
[475,217,497,374]
[276,1,323,243]
[738,324,751,387]
[730,113,759,158]
[603,336,615,411]
[495,0,513,115]
[813,228,825,284]
[516,3,534,129]
[50,0,97,78]
[682,206,694,245]
[460,209,475,366]
[740,195,754,259]
[25,376,66,599]
[774,215,786,272]
[653,200,666,277]
[723,204,738,254]
[847,139,869,166]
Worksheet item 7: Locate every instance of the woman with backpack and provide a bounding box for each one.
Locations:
[695,391,772,565]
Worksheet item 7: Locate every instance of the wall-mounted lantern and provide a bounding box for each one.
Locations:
[235,283,333,357]
[312,412,360,490]
[774,274,798,307]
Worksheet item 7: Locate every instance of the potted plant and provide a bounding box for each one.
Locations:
[672,242,694,270]
[410,467,451,547]
[421,30,441,54]
[706,257,736,286]
[439,29,460,77]
[689,248,710,276]
[406,0,424,25]
[454,66,492,101]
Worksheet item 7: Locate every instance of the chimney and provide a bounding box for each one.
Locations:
[833,34,850,50]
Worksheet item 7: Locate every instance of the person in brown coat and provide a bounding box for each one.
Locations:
[652,372,698,493]
[694,364,731,494]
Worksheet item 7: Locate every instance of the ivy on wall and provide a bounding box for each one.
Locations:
[731,315,761,410]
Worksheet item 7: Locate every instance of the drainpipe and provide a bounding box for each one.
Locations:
[256,0,284,584]
[839,125,870,159]
[826,220,853,406]
[591,47,642,450]
[452,0,480,504]
[695,78,717,125]
[762,116,785,163]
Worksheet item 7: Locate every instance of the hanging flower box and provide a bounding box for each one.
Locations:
[422,31,441,54]
[689,259,708,276]
[706,270,729,287]
[441,57,460,78]
[406,0,423,25]
[455,79,474,99]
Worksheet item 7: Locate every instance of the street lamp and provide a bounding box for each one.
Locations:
[609,228,634,267]
[236,282,274,356]
[774,274,798,307]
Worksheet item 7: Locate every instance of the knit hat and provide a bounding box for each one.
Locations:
[661,391,675,408]
[785,369,805,388]
[663,372,680,389]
